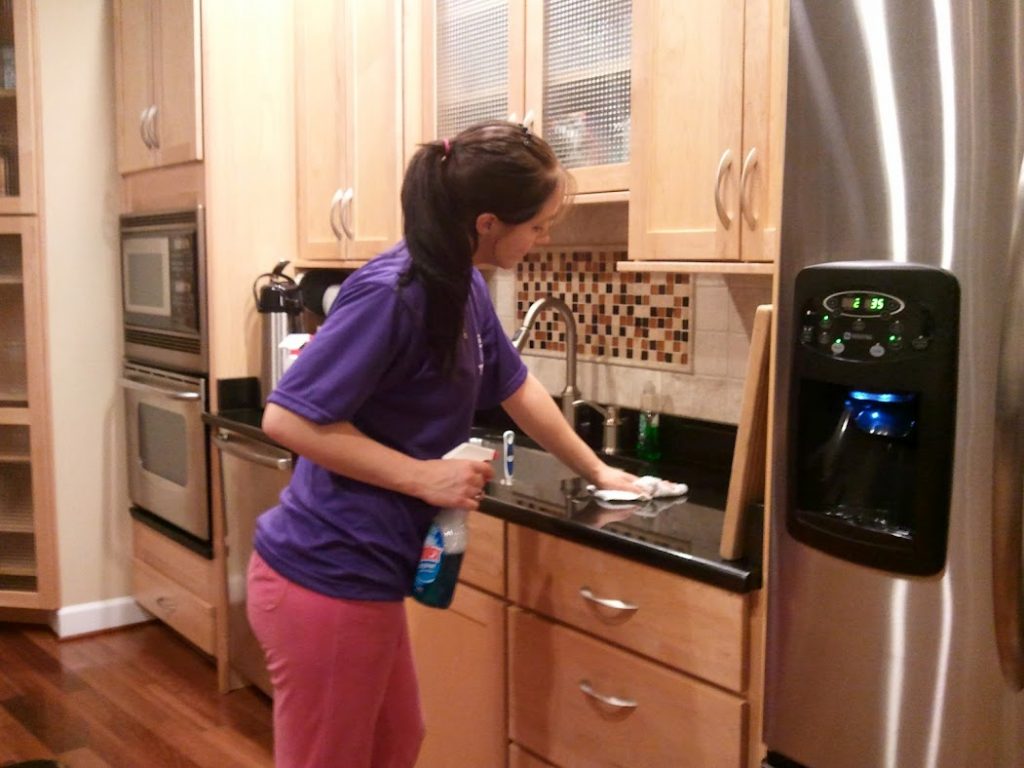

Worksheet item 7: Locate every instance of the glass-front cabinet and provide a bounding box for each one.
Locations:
[0,0,37,213]
[410,0,631,198]
[0,218,57,607]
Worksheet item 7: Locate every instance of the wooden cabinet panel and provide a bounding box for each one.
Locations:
[406,584,507,768]
[132,520,216,604]
[0,0,39,213]
[295,0,403,266]
[509,608,746,768]
[133,557,215,654]
[461,512,505,595]
[114,0,202,174]
[626,0,786,267]
[510,742,556,767]
[508,525,747,692]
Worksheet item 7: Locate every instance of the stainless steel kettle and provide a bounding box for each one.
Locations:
[253,260,303,403]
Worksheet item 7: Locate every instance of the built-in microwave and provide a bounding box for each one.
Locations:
[121,207,207,373]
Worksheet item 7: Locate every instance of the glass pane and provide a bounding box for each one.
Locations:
[436,0,510,138]
[138,403,189,486]
[544,0,631,168]
[0,0,18,196]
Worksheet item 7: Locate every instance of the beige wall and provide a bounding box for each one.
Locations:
[37,0,130,606]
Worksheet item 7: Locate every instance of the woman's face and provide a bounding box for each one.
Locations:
[473,184,564,270]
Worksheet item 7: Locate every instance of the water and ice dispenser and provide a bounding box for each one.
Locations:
[787,262,959,575]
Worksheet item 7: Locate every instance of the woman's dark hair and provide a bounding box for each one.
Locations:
[401,120,566,375]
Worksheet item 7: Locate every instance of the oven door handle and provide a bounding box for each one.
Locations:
[121,377,202,402]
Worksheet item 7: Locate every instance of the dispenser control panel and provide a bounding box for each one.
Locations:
[798,289,934,361]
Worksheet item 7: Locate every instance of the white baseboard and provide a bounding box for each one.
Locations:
[53,597,154,638]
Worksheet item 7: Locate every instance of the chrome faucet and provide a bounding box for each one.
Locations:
[572,399,624,455]
[511,296,581,427]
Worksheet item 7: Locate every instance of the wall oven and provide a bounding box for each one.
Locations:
[121,207,207,373]
[121,206,212,557]
[122,361,211,556]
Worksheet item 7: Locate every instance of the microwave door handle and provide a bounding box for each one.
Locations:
[121,377,201,402]
[213,431,293,472]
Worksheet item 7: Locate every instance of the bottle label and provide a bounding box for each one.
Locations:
[413,524,444,590]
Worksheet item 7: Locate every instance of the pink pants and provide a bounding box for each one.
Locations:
[246,552,425,768]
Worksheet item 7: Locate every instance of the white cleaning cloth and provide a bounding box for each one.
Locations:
[587,475,688,503]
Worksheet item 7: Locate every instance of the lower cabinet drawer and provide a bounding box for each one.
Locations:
[133,557,216,654]
[461,513,505,595]
[510,742,556,767]
[509,608,746,768]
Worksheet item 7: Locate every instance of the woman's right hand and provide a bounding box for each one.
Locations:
[416,459,495,510]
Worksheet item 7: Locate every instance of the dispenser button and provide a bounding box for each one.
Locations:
[819,314,833,329]
[889,320,904,334]
[831,341,846,355]
[818,331,831,345]
[852,319,866,332]
[869,343,886,358]
[887,335,903,350]
[911,335,930,350]
[800,326,815,343]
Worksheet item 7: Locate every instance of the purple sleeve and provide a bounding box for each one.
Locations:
[474,275,528,410]
[267,278,414,424]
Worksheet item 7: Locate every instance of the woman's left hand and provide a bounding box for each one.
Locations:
[589,463,645,494]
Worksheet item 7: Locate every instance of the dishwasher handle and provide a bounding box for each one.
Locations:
[214,430,293,472]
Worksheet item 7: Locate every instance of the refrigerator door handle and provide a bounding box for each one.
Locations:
[992,157,1024,691]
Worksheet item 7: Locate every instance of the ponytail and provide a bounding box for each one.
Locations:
[401,120,564,376]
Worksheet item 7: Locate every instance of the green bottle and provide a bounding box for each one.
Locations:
[637,389,661,461]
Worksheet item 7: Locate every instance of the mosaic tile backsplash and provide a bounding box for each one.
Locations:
[516,251,692,370]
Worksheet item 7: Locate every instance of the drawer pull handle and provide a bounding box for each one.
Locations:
[579,587,638,613]
[579,680,638,710]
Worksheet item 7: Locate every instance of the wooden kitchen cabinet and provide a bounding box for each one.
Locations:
[294,0,404,267]
[0,216,58,608]
[626,0,787,268]
[113,0,202,175]
[407,583,507,768]
[509,607,746,768]
[406,0,631,198]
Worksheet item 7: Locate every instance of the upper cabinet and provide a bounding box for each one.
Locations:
[408,0,631,198]
[626,0,786,265]
[294,0,404,266]
[0,0,38,214]
[114,0,203,175]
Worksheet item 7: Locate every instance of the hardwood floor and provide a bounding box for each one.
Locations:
[0,621,273,768]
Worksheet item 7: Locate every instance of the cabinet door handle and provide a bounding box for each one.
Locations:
[139,106,154,149]
[330,187,355,241]
[148,104,160,149]
[578,680,638,710]
[739,147,760,228]
[715,148,734,229]
[213,431,293,471]
[579,586,638,613]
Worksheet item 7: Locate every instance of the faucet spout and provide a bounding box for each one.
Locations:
[512,296,580,426]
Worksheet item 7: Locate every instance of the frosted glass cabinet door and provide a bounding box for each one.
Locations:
[428,0,525,140]
[527,0,631,194]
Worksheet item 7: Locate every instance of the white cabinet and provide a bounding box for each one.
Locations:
[294,0,404,266]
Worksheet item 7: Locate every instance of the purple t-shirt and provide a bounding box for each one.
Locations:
[253,242,527,601]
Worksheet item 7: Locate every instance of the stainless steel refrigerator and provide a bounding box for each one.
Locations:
[765,2,1024,767]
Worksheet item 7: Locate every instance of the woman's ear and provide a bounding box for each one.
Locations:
[475,212,499,236]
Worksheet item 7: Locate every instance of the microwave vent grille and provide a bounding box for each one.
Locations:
[125,328,201,354]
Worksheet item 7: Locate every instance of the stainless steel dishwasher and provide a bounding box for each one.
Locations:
[213,425,292,696]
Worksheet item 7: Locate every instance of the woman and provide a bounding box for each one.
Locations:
[247,121,641,768]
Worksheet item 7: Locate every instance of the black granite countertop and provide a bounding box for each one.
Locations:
[204,385,762,595]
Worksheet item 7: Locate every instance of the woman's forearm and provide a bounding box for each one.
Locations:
[261,403,492,509]
[500,373,604,481]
